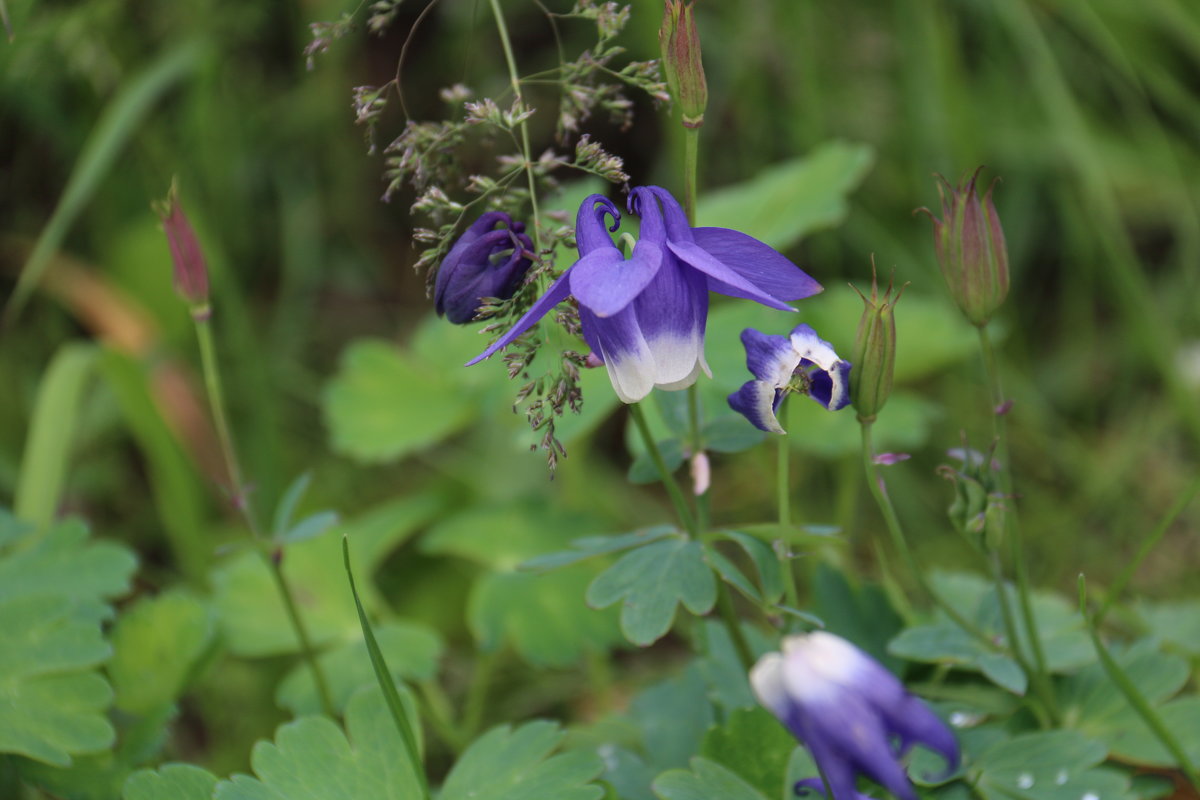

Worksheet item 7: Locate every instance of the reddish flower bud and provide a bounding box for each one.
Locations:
[158,187,210,309]
[659,0,707,127]
[922,168,1009,327]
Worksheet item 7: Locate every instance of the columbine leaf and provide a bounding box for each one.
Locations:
[0,518,136,766]
[213,686,423,800]
[630,664,715,771]
[971,730,1134,800]
[272,472,313,538]
[520,527,677,572]
[652,757,768,800]
[275,620,443,716]
[699,707,798,800]
[586,537,716,646]
[124,764,219,800]
[440,720,604,800]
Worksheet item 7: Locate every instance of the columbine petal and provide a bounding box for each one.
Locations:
[630,257,709,386]
[742,328,801,385]
[809,360,851,411]
[465,270,572,366]
[667,239,796,312]
[728,380,785,435]
[569,240,664,318]
[580,305,656,403]
[576,194,622,254]
[693,227,823,301]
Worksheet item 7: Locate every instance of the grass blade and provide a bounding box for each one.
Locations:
[342,534,430,800]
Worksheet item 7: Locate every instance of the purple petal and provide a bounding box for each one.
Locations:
[576,195,621,255]
[640,186,692,242]
[580,305,656,403]
[741,328,800,385]
[693,228,823,302]
[569,241,664,318]
[809,360,851,411]
[728,380,785,434]
[465,270,573,366]
[879,695,960,781]
[667,240,796,312]
[631,258,709,386]
[629,186,669,244]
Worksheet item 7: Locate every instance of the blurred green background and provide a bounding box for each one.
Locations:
[2,0,1198,778]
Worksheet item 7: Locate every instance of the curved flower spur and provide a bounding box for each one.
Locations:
[751,632,960,800]
[467,185,823,403]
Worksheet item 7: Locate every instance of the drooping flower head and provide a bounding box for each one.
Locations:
[751,632,959,800]
[728,324,851,434]
[468,186,822,404]
[435,211,534,324]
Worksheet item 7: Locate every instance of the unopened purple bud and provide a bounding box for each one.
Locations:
[435,212,534,324]
[921,167,1010,327]
[659,0,708,126]
[873,452,911,466]
[159,189,210,308]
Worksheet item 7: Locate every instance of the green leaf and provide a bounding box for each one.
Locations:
[630,664,715,771]
[520,527,677,572]
[439,720,604,800]
[0,518,136,766]
[1135,599,1200,656]
[107,589,214,715]
[212,495,441,657]
[124,764,219,800]
[628,438,686,485]
[701,415,766,454]
[811,563,903,673]
[213,686,424,800]
[717,531,784,605]
[652,757,768,800]
[694,620,776,713]
[700,707,798,800]
[469,569,621,667]
[276,620,443,716]
[273,473,313,538]
[6,42,204,320]
[422,502,602,571]
[972,730,1133,800]
[587,537,717,646]
[14,344,97,530]
[280,511,340,546]
[323,339,475,463]
[696,141,874,251]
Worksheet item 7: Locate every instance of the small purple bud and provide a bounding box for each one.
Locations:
[435,212,535,324]
[659,0,708,127]
[873,452,911,466]
[158,187,210,309]
[920,167,1010,327]
[994,399,1013,416]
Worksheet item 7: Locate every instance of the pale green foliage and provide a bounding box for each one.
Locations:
[124,764,219,800]
[439,720,604,800]
[0,516,136,766]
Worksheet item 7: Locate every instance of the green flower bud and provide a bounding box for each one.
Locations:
[850,264,904,423]
[659,0,707,127]
[921,167,1009,327]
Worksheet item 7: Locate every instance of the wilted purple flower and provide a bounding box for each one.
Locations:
[467,186,821,403]
[727,324,851,434]
[751,632,959,800]
[435,211,534,324]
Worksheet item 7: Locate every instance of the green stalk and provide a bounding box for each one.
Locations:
[1096,474,1200,625]
[977,326,1052,693]
[192,309,335,719]
[682,125,700,225]
[488,0,541,250]
[1080,577,1200,790]
[461,649,497,740]
[776,403,801,614]
[629,403,697,535]
[716,580,755,671]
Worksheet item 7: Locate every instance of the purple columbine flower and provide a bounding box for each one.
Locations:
[467,186,821,403]
[727,324,851,434]
[751,632,959,800]
[435,211,535,324]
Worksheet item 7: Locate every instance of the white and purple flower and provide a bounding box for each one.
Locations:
[466,186,822,403]
[751,632,959,800]
[727,324,852,434]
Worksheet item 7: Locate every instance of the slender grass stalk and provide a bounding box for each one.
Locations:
[1097,475,1200,626]
[977,325,1053,696]
[1080,576,1200,790]
[629,403,697,536]
[488,0,541,250]
[192,309,335,719]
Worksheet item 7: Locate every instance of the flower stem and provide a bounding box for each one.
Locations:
[629,403,697,536]
[682,125,700,225]
[716,580,755,671]
[1080,576,1200,790]
[775,411,801,615]
[859,421,1001,651]
[977,325,1052,694]
[488,0,542,250]
[191,308,335,719]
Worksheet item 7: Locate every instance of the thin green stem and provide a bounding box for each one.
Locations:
[986,552,1060,725]
[716,581,755,670]
[192,310,335,719]
[629,403,697,535]
[488,0,541,250]
[416,679,467,755]
[1097,474,1200,626]
[977,325,1052,691]
[1081,577,1200,790]
[859,421,1000,650]
[461,649,497,740]
[682,125,700,225]
[775,415,801,616]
